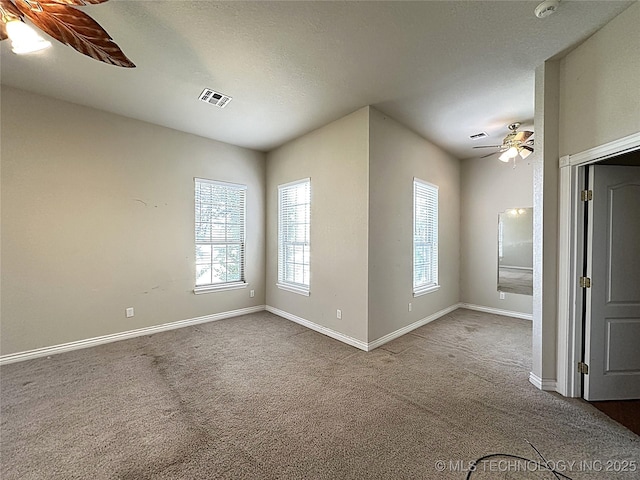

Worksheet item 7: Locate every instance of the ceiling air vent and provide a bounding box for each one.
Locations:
[470,132,489,140]
[198,88,232,108]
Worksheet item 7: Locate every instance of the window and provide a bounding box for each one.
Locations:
[194,178,247,293]
[413,178,439,296]
[278,178,311,295]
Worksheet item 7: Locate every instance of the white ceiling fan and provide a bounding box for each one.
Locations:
[473,122,534,162]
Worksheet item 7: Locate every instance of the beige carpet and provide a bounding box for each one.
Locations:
[1,309,638,479]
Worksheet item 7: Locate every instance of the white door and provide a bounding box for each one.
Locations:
[584,165,640,401]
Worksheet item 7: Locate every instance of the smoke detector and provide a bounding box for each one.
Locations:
[198,88,232,108]
[535,0,560,18]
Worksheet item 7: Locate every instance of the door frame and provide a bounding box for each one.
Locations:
[556,132,640,397]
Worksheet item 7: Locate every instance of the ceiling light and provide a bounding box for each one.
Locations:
[5,19,51,54]
[519,146,533,160]
[499,146,520,163]
[473,123,534,165]
[506,146,519,158]
[0,0,133,67]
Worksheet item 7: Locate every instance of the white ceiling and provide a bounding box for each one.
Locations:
[0,0,633,159]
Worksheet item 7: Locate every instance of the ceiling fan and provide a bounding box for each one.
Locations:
[0,0,134,67]
[473,122,534,162]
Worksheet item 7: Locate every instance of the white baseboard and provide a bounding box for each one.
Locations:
[529,372,558,391]
[265,305,369,351]
[367,304,459,350]
[0,305,266,366]
[1,302,535,365]
[459,303,533,321]
[266,303,459,352]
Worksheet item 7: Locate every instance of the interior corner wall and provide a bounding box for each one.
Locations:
[533,59,560,385]
[559,1,640,157]
[265,107,370,343]
[1,86,266,356]
[545,1,639,392]
[460,156,533,315]
[368,108,460,342]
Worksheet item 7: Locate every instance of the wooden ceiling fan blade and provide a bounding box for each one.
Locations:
[14,0,135,67]
[514,131,533,142]
[0,0,23,17]
[472,145,503,149]
[41,1,109,5]
[480,152,497,158]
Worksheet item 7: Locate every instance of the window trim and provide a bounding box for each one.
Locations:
[193,178,248,294]
[276,282,310,297]
[413,177,439,296]
[413,284,441,298]
[277,177,311,295]
[194,282,248,295]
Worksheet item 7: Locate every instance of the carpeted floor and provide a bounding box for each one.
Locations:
[1,308,638,479]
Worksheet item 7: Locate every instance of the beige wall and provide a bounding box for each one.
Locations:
[533,60,561,385]
[265,107,370,342]
[460,155,533,314]
[559,2,640,157]
[530,3,639,387]
[1,87,266,355]
[368,108,460,341]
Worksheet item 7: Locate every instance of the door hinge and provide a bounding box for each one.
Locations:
[578,362,589,375]
[581,189,593,201]
[579,276,591,288]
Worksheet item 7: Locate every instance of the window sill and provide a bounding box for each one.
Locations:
[413,284,440,297]
[277,283,310,297]
[194,282,248,295]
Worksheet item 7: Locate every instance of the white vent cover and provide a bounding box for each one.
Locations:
[469,132,489,140]
[198,88,232,108]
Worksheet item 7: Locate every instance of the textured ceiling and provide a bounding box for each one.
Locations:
[0,1,633,159]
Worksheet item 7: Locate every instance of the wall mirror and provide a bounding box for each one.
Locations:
[498,207,533,295]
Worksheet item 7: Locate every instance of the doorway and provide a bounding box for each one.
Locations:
[582,159,640,401]
[555,133,640,400]
[582,155,640,435]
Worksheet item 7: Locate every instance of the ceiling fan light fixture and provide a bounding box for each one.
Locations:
[519,146,533,160]
[5,19,51,54]
[1,0,134,67]
[499,151,511,163]
[506,146,519,158]
[474,121,534,164]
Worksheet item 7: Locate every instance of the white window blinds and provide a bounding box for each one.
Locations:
[278,178,311,294]
[195,178,246,288]
[413,178,439,294]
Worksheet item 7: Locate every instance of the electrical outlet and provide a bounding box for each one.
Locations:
[250,289,255,298]
[336,309,342,320]
[499,292,505,300]
[125,307,134,318]
[408,302,412,312]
